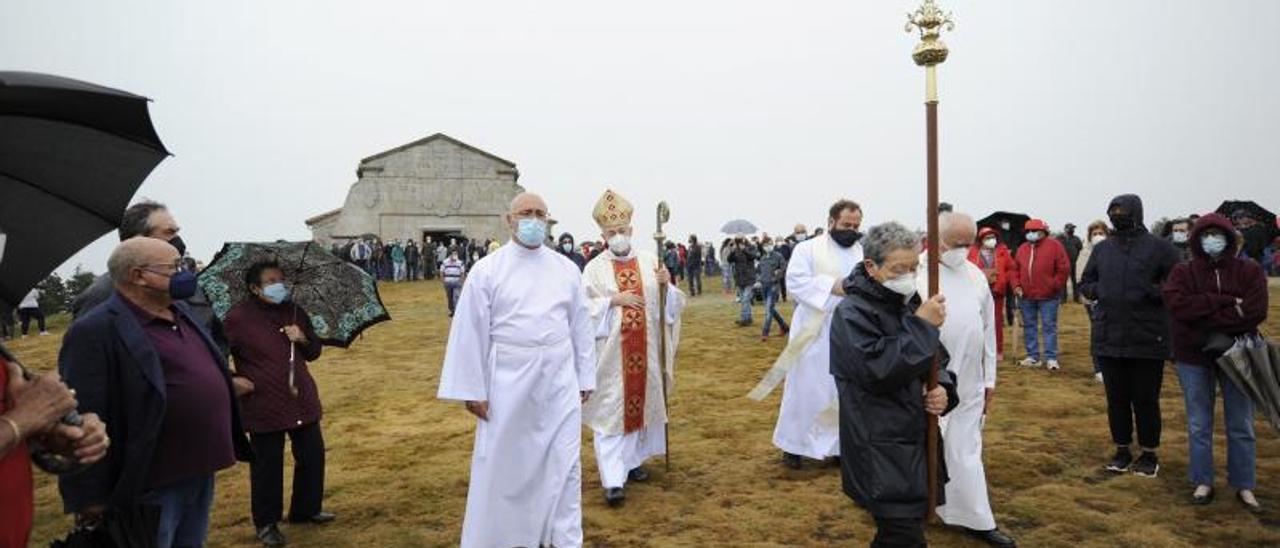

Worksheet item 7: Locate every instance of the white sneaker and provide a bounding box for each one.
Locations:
[1046,360,1061,371]
[1018,357,1042,368]
[39,331,50,336]
[1095,372,1104,383]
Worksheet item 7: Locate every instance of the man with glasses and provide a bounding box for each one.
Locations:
[917,212,1016,547]
[59,237,253,548]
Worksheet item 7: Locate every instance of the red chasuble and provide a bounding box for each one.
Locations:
[611,257,649,433]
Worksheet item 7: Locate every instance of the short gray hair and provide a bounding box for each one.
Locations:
[107,238,150,284]
[863,221,921,265]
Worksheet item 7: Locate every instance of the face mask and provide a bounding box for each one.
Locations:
[1109,213,1135,232]
[1026,231,1043,242]
[1171,232,1188,244]
[763,245,774,253]
[515,218,547,247]
[982,237,997,250]
[608,234,631,256]
[941,248,969,268]
[561,243,573,253]
[881,272,918,297]
[168,235,187,257]
[1091,234,1106,245]
[829,229,862,248]
[169,271,199,300]
[1201,234,1228,257]
[794,233,807,242]
[261,282,290,304]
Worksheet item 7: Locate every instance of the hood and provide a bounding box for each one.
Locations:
[1024,219,1048,233]
[977,227,1000,242]
[1107,194,1147,233]
[1188,213,1237,261]
[558,232,576,246]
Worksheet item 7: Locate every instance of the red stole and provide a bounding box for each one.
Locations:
[611,257,648,433]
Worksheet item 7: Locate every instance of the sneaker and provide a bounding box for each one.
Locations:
[39,331,50,336]
[256,524,286,547]
[1018,357,1041,368]
[1046,360,1060,371]
[1094,372,1104,384]
[997,352,1005,363]
[1106,447,1133,473]
[1132,451,1159,478]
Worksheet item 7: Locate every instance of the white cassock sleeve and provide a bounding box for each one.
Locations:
[980,275,998,390]
[785,242,839,312]
[571,278,598,392]
[437,267,492,402]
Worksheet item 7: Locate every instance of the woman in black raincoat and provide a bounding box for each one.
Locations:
[830,221,959,547]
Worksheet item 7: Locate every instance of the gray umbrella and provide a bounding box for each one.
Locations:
[720,219,758,235]
[1217,333,1280,434]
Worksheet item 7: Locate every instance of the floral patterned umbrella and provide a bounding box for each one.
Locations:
[198,241,390,347]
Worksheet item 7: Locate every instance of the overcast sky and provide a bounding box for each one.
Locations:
[4,0,1278,274]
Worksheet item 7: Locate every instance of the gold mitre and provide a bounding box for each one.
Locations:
[592,189,634,231]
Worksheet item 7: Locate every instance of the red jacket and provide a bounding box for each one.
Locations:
[1011,237,1069,300]
[968,238,1015,298]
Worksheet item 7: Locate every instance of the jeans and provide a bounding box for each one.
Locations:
[393,261,406,281]
[737,286,754,322]
[250,422,326,528]
[1099,357,1164,449]
[1085,303,1101,373]
[1019,298,1059,361]
[444,282,462,314]
[1177,363,1256,489]
[871,516,925,547]
[686,267,702,296]
[143,474,215,548]
[761,285,789,336]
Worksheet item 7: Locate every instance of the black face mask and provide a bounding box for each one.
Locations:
[830,229,862,248]
[168,235,187,257]
[1109,213,1135,232]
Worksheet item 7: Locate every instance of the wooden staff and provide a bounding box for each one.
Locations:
[654,201,671,472]
[906,0,954,519]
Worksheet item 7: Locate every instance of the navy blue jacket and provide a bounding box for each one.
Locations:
[57,292,252,514]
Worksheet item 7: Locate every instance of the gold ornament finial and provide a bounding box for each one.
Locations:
[905,0,954,67]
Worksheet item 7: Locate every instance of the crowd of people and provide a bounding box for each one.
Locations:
[0,190,1275,548]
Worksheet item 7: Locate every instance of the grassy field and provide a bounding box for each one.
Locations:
[15,279,1280,547]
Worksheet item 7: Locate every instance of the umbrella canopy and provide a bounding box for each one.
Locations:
[1216,200,1276,227]
[1216,333,1280,435]
[0,71,169,306]
[198,241,391,348]
[720,219,758,235]
[976,211,1031,249]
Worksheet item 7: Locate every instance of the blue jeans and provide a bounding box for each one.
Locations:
[1019,299,1059,361]
[1177,363,1256,489]
[143,474,215,548]
[737,286,754,322]
[762,285,789,336]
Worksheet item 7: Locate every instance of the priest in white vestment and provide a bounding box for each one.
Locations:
[918,212,1017,547]
[437,193,597,548]
[581,189,686,507]
[750,200,865,469]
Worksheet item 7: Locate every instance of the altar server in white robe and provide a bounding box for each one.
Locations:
[917,212,1017,547]
[581,189,686,507]
[437,193,598,548]
[749,199,864,469]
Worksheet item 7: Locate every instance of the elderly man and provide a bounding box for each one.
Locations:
[750,200,864,469]
[59,237,253,547]
[1011,219,1069,370]
[437,193,596,548]
[581,190,685,507]
[829,221,957,547]
[919,213,1016,547]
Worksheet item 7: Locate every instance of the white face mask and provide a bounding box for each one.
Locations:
[982,237,997,250]
[1172,231,1189,244]
[608,234,631,256]
[794,233,806,242]
[1091,234,1106,245]
[1026,231,1043,242]
[561,242,573,253]
[882,272,918,298]
[940,247,969,269]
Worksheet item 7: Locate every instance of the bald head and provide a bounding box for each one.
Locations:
[509,193,548,217]
[109,237,180,289]
[939,212,977,249]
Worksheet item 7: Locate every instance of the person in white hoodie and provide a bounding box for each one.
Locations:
[17,288,47,337]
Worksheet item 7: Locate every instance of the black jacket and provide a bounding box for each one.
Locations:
[1079,194,1180,360]
[57,293,253,513]
[727,243,758,288]
[830,264,959,519]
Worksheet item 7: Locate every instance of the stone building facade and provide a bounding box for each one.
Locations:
[306,133,523,246]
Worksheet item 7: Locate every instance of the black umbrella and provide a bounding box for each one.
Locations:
[0,71,169,306]
[976,211,1031,248]
[1216,200,1275,227]
[198,241,391,348]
